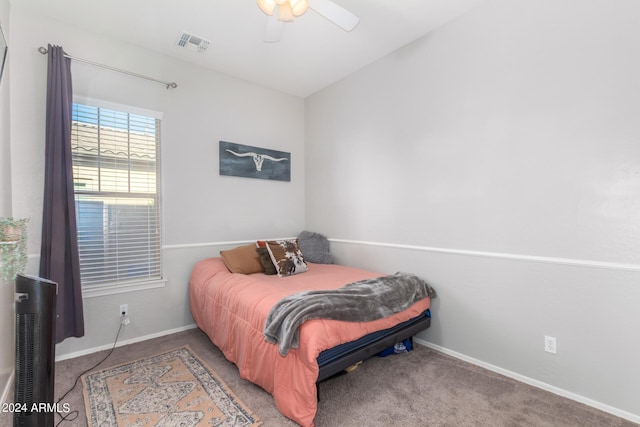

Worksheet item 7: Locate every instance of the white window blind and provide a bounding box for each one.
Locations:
[71,102,162,287]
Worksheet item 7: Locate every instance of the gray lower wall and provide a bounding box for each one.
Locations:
[329,240,640,420]
[54,242,254,357]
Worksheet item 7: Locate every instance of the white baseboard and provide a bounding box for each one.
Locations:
[413,338,640,425]
[0,371,13,405]
[55,324,198,362]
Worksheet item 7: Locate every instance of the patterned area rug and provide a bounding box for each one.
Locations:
[82,346,261,426]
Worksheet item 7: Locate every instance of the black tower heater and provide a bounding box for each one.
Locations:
[14,274,57,427]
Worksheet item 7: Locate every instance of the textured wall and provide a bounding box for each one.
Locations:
[305,0,640,420]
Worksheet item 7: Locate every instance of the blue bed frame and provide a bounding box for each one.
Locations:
[316,310,431,398]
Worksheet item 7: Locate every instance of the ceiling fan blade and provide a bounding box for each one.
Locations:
[264,10,284,43]
[310,0,360,32]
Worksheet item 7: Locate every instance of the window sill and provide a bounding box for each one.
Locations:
[82,278,167,298]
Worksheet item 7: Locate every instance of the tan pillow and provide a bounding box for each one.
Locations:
[220,244,263,274]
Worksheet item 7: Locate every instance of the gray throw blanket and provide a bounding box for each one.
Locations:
[264,272,436,356]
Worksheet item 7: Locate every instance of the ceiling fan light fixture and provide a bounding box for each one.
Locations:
[277,2,295,22]
[260,0,360,42]
[290,0,309,16]
[257,0,276,16]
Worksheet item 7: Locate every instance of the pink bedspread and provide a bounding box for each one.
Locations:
[189,257,431,427]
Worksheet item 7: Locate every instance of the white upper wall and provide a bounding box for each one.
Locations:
[0,0,12,405]
[7,5,305,358]
[0,0,9,216]
[306,0,640,266]
[9,5,306,252]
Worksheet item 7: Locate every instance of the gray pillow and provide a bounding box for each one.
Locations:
[297,230,333,264]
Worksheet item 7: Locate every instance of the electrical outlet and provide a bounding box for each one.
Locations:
[119,304,128,317]
[544,336,557,354]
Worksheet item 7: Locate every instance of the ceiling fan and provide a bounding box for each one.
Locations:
[257,0,360,43]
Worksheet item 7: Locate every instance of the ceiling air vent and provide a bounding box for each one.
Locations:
[177,32,210,53]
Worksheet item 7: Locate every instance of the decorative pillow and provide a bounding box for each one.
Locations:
[220,244,263,274]
[265,239,308,277]
[256,246,277,275]
[297,230,333,264]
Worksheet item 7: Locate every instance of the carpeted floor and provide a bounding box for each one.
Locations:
[1,328,637,426]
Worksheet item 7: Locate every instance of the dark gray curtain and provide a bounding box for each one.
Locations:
[40,44,84,343]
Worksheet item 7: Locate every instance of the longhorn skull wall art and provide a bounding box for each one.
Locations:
[219,141,291,182]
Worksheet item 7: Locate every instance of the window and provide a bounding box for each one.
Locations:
[71,101,162,290]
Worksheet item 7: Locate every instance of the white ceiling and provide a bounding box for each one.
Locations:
[15,0,483,98]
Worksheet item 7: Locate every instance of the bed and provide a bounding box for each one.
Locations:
[189,243,433,427]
